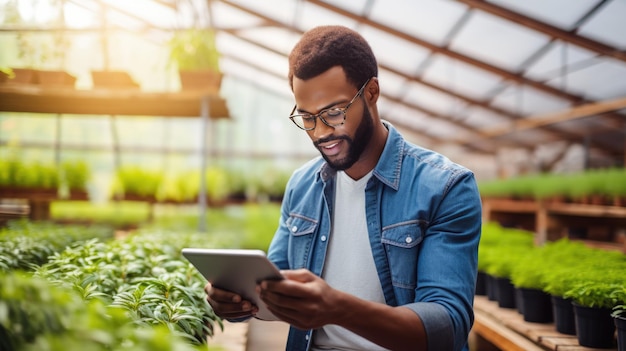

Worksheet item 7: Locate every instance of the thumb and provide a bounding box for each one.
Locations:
[281,269,316,282]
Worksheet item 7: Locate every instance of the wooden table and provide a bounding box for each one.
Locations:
[472,295,617,351]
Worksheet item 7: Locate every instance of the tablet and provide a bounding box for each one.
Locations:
[181,248,283,321]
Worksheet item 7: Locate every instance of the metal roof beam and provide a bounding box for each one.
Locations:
[457,0,626,63]
[305,0,584,104]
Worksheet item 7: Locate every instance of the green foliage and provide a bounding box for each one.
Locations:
[113,166,163,198]
[0,158,90,192]
[509,248,546,290]
[159,171,200,203]
[205,167,230,204]
[478,222,534,278]
[51,201,152,228]
[168,29,220,71]
[1,202,282,348]
[34,230,228,344]
[564,281,623,309]
[610,286,626,318]
[61,160,90,191]
[478,167,626,200]
[132,166,291,204]
[0,271,204,351]
[478,222,626,310]
[0,220,112,272]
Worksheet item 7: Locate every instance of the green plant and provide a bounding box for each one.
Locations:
[51,201,151,228]
[0,158,90,193]
[112,166,163,198]
[61,160,90,191]
[478,222,534,279]
[34,230,227,344]
[477,168,626,201]
[509,248,546,290]
[0,271,204,351]
[0,220,112,272]
[168,29,220,71]
[205,167,230,204]
[564,281,623,309]
[611,286,626,319]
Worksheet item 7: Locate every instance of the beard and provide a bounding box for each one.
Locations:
[314,103,374,171]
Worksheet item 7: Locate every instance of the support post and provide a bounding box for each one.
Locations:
[198,95,210,232]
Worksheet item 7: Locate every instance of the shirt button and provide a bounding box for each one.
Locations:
[321,235,327,242]
[291,226,298,232]
[305,334,310,340]
[405,236,413,244]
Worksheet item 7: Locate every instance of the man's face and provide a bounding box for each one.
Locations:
[292,67,373,171]
[313,102,373,170]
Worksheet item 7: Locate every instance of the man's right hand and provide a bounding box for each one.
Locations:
[204,282,258,320]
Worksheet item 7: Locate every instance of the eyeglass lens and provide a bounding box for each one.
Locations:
[293,109,344,130]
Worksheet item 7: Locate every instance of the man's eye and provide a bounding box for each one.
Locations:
[325,109,343,117]
[302,115,315,122]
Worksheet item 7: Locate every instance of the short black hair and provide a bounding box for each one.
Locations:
[288,25,378,91]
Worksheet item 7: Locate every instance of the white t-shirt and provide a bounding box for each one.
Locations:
[312,170,388,351]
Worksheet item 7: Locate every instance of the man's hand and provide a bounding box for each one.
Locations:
[257,269,343,330]
[204,282,258,320]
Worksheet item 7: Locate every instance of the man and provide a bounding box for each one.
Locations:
[206,25,481,351]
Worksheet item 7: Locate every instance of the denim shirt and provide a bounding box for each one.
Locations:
[267,122,481,351]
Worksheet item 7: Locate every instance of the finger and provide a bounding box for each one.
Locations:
[260,275,318,299]
[207,297,258,319]
[207,284,243,303]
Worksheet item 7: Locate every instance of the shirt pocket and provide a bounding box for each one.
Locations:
[285,214,318,269]
[381,220,424,290]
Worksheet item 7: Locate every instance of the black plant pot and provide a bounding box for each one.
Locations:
[616,316,626,351]
[515,288,524,315]
[573,303,615,348]
[519,288,553,323]
[475,271,487,296]
[495,277,516,309]
[486,274,497,301]
[552,295,576,335]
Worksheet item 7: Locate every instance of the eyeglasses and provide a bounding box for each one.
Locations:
[289,78,371,131]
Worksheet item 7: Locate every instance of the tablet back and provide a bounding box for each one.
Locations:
[182,248,283,321]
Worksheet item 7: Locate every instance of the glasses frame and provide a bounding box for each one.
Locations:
[289,78,371,131]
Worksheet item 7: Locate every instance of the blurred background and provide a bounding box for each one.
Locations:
[1,0,625,195]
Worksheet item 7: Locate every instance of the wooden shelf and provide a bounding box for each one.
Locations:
[482,198,626,252]
[0,187,89,221]
[0,84,229,118]
[0,83,231,231]
[472,296,617,351]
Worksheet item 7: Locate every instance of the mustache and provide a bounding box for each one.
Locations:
[313,135,350,148]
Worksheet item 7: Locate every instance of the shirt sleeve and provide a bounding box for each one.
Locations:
[406,170,482,351]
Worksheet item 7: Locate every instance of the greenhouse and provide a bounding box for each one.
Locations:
[1,0,625,350]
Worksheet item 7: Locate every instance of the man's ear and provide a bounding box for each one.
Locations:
[365,77,380,104]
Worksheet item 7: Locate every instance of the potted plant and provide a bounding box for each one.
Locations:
[510,248,553,323]
[540,240,588,335]
[564,280,619,348]
[111,166,163,202]
[168,28,222,92]
[612,287,626,351]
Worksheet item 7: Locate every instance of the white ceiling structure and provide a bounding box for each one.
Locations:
[4,0,626,176]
